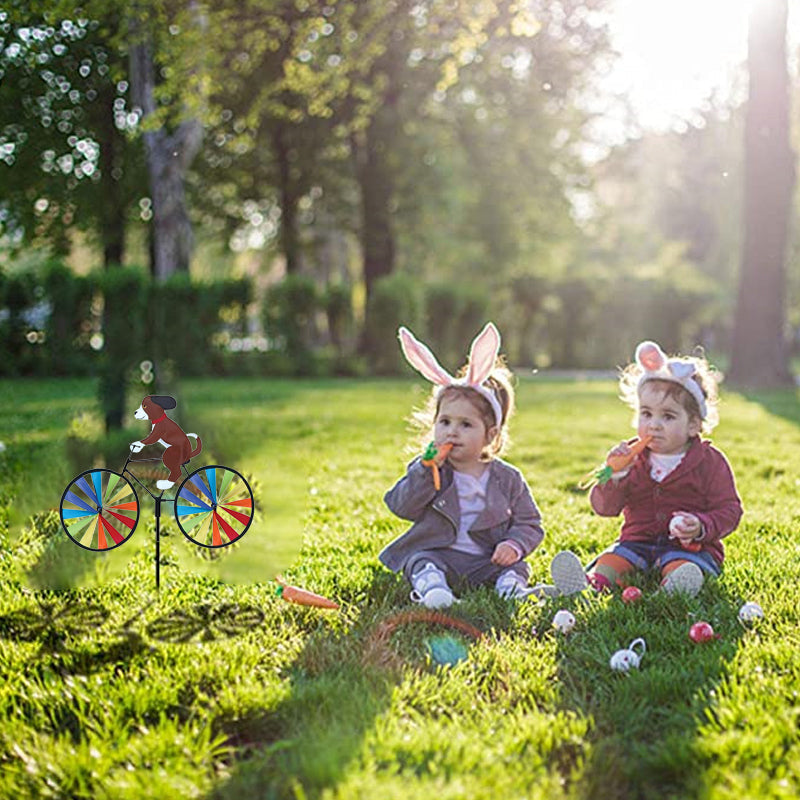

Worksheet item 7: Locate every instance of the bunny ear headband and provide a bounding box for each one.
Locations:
[398,322,504,428]
[635,340,707,419]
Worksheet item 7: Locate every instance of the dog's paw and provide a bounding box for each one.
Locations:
[130,441,144,453]
[156,480,175,490]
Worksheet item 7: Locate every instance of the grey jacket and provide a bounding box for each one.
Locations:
[379,456,544,573]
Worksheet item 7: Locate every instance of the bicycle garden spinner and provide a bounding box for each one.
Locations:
[59,395,255,589]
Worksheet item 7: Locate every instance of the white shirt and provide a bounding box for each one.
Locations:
[649,451,686,483]
[449,469,491,554]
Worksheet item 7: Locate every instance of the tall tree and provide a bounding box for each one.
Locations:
[729,0,795,386]
[0,5,145,266]
[128,1,206,280]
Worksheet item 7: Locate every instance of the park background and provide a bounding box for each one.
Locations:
[2,1,800,798]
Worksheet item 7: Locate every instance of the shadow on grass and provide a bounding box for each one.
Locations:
[738,388,800,427]
[0,592,266,675]
[552,577,747,799]
[207,567,517,800]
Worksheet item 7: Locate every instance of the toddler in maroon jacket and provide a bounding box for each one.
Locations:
[551,340,743,598]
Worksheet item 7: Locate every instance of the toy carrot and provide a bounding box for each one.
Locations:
[421,442,453,490]
[579,435,653,489]
[275,576,339,609]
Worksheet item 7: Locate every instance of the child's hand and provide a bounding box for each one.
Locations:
[607,441,632,461]
[491,541,520,566]
[669,512,702,544]
[422,441,452,466]
[604,441,634,481]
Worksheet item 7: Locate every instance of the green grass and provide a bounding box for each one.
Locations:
[1,377,800,799]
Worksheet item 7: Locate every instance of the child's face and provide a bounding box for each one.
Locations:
[637,382,701,455]
[435,394,497,469]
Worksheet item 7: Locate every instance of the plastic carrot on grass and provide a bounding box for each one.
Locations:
[275,576,339,609]
[579,435,653,490]
[421,442,453,490]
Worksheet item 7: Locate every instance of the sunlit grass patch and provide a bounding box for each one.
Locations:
[1,377,800,798]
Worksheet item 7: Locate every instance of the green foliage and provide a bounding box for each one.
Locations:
[0,267,41,375]
[147,272,251,376]
[263,274,321,374]
[324,283,354,352]
[0,5,145,261]
[43,261,97,375]
[97,267,148,430]
[424,283,489,372]
[364,273,423,374]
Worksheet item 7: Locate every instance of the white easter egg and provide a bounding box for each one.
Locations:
[738,601,764,623]
[552,609,576,634]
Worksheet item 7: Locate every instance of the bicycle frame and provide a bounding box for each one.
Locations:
[121,454,193,591]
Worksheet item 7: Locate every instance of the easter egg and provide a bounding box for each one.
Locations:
[738,602,764,623]
[689,621,716,643]
[552,609,576,634]
[622,586,642,604]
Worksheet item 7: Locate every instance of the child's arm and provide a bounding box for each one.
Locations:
[587,440,638,516]
[691,450,743,543]
[384,458,440,521]
[497,475,544,558]
[589,478,628,517]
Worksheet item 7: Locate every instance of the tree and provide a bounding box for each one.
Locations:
[728,0,795,386]
[0,4,145,266]
[128,1,206,280]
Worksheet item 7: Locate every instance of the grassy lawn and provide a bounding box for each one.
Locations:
[1,376,800,798]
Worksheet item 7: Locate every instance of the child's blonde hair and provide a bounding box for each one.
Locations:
[410,359,516,459]
[619,349,721,434]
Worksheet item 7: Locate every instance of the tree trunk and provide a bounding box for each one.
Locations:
[356,114,396,303]
[273,124,302,274]
[128,28,203,281]
[97,81,126,268]
[729,0,795,387]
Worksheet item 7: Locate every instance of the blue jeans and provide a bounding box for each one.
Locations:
[589,537,721,576]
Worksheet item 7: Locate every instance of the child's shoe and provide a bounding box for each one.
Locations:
[551,550,589,596]
[409,562,455,609]
[661,562,703,597]
[495,571,558,600]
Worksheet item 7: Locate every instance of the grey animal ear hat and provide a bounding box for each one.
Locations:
[635,340,707,419]
[397,322,504,427]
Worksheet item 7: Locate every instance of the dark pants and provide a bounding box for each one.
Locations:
[404,548,530,589]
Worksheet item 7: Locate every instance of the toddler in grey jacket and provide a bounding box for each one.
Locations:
[380,323,547,608]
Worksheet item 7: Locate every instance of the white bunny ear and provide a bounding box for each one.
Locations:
[466,322,501,386]
[668,360,696,380]
[635,340,666,372]
[398,327,454,385]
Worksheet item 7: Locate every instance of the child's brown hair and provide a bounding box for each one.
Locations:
[619,350,721,434]
[410,360,516,459]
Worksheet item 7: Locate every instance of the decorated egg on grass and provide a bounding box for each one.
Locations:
[738,602,764,623]
[552,609,576,634]
[609,637,646,672]
[621,586,643,604]
[689,621,718,643]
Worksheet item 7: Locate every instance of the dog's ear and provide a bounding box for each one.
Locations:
[151,395,177,410]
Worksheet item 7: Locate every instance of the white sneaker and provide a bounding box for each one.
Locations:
[409,562,455,609]
[495,572,559,601]
[661,562,703,597]
[551,551,589,596]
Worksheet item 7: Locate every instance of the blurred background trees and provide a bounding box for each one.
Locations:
[1,0,798,419]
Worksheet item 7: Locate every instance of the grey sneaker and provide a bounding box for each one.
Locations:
[551,551,589,596]
[661,562,703,597]
[410,562,455,609]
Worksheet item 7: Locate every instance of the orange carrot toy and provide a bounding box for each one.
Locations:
[579,435,653,490]
[421,442,453,490]
[275,576,339,609]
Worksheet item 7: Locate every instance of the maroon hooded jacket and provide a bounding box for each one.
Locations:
[589,437,742,566]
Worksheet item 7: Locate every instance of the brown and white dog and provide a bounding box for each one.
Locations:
[130,395,202,490]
